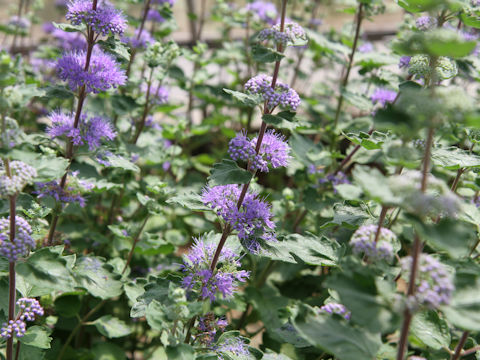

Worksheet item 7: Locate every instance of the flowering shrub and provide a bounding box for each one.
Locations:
[0,0,480,359]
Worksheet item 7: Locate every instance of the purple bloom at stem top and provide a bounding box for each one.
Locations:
[66,0,127,36]
[196,313,228,345]
[399,56,411,69]
[57,49,127,93]
[147,9,165,23]
[202,185,276,253]
[181,237,249,302]
[142,82,169,104]
[258,22,307,47]
[214,337,250,359]
[245,74,301,111]
[415,16,436,31]
[47,111,116,151]
[401,254,454,310]
[35,171,94,208]
[44,22,87,50]
[0,216,35,262]
[245,1,277,24]
[122,28,154,49]
[318,302,351,320]
[229,129,290,172]
[371,88,397,107]
[151,0,175,6]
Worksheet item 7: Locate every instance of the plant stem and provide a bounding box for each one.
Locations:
[450,168,464,193]
[332,2,363,130]
[125,0,152,78]
[6,164,17,360]
[396,128,434,360]
[374,206,388,243]
[451,331,469,360]
[121,215,150,275]
[56,300,105,360]
[10,0,25,53]
[186,0,197,43]
[131,67,154,144]
[334,128,374,174]
[208,0,288,273]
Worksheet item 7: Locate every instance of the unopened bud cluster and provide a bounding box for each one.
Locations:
[0,216,35,262]
[0,160,37,197]
[245,74,300,111]
[350,224,397,261]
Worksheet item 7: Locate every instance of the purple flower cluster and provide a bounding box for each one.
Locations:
[57,49,126,93]
[214,337,250,359]
[202,185,276,253]
[44,22,87,50]
[142,82,169,104]
[66,0,127,36]
[228,130,290,172]
[152,0,175,6]
[318,171,350,193]
[245,1,277,24]
[0,298,43,339]
[399,56,411,69]
[0,216,35,262]
[196,313,228,345]
[415,16,436,31]
[47,111,116,150]
[147,9,165,23]
[35,171,94,208]
[358,42,374,53]
[318,302,351,320]
[350,224,397,261]
[245,74,300,111]
[17,298,44,321]
[258,22,307,47]
[0,320,26,339]
[8,16,31,29]
[401,254,454,309]
[0,160,37,197]
[181,237,249,302]
[371,88,397,107]
[122,28,154,49]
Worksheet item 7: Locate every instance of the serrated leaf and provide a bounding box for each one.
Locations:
[251,44,285,63]
[91,315,132,338]
[208,159,252,186]
[432,147,480,170]
[18,326,52,349]
[410,311,451,350]
[223,88,262,107]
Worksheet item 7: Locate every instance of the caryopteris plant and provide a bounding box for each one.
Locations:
[1,0,480,359]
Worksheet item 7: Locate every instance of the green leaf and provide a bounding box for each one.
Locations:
[326,259,398,333]
[397,0,440,12]
[344,131,388,150]
[131,277,170,318]
[73,256,123,299]
[42,85,74,100]
[98,36,130,61]
[165,344,195,360]
[91,315,132,338]
[442,261,480,331]
[19,326,52,349]
[414,219,478,259]
[262,112,302,131]
[32,155,70,183]
[293,311,382,360]
[410,311,451,350]
[263,233,342,266]
[166,191,209,211]
[52,22,85,32]
[251,44,285,63]
[341,89,373,111]
[16,247,75,293]
[54,293,82,318]
[353,167,400,205]
[91,342,127,360]
[223,88,262,107]
[100,153,140,172]
[208,159,253,186]
[432,147,480,170]
[321,203,372,229]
